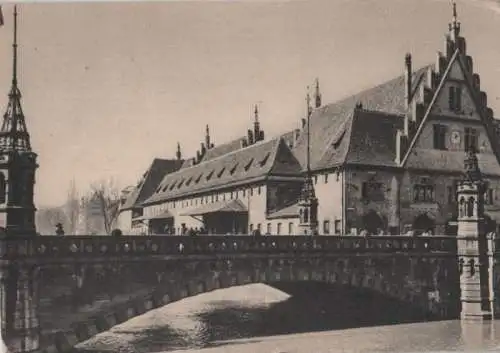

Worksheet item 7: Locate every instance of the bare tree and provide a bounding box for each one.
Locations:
[63,178,80,235]
[89,178,121,235]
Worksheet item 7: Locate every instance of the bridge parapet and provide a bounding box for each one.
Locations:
[0,235,457,262]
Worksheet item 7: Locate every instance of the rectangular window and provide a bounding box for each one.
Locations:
[433,124,447,150]
[323,220,330,235]
[258,186,261,195]
[465,128,479,152]
[288,222,294,235]
[277,223,282,235]
[334,220,341,234]
[249,224,254,233]
[449,86,462,111]
[257,223,261,232]
[414,184,435,203]
[266,223,271,234]
[324,174,329,184]
[314,175,318,184]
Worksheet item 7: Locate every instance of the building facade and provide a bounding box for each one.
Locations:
[118,4,500,236]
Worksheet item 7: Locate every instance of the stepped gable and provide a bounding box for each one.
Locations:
[121,158,184,210]
[293,65,432,171]
[143,137,303,205]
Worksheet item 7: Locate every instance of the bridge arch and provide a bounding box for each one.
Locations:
[51,256,458,353]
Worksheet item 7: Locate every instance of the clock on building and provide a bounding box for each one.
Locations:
[451,130,461,145]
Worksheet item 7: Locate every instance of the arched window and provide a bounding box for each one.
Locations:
[469,259,475,277]
[459,197,465,218]
[467,197,475,217]
[0,173,6,204]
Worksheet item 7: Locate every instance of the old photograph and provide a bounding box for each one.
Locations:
[1,0,500,352]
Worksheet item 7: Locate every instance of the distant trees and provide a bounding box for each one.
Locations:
[36,177,122,235]
[89,178,121,235]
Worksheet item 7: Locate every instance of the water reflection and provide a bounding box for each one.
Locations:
[74,284,500,353]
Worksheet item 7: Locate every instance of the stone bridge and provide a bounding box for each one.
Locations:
[0,234,472,353]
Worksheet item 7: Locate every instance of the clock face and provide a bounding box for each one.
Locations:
[451,131,461,145]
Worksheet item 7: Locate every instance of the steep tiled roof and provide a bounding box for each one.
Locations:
[342,110,404,167]
[120,158,184,211]
[143,137,303,205]
[293,65,432,171]
[201,137,247,163]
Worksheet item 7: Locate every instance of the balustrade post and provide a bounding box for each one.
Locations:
[0,264,40,353]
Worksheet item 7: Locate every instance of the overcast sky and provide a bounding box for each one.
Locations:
[0,0,499,207]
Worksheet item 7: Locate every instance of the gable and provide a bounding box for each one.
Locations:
[403,50,500,174]
[430,59,480,121]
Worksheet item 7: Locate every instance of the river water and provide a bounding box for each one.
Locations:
[74,283,500,353]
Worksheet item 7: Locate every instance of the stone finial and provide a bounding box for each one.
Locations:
[464,147,482,182]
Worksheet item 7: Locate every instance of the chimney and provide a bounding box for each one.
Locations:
[247,129,254,145]
[405,53,412,109]
[176,142,182,161]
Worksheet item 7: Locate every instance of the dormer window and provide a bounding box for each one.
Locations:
[244,158,254,171]
[260,153,270,167]
[449,86,462,112]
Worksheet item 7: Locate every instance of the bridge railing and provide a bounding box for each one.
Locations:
[0,235,457,260]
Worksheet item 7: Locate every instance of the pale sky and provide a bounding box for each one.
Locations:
[0,0,499,207]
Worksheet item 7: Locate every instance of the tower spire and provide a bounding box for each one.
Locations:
[449,1,460,40]
[0,5,31,152]
[298,85,318,235]
[205,124,212,149]
[12,5,18,86]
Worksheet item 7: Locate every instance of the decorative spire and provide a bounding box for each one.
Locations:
[314,78,322,108]
[254,104,259,124]
[176,142,182,160]
[0,5,32,152]
[449,1,460,40]
[12,5,18,87]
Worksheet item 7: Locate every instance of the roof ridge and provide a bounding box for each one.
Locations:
[172,136,280,175]
[324,63,433,109]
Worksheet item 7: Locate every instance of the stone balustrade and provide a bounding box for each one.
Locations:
[0,235,457,261]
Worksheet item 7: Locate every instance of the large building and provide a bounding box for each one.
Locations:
[118,4,500,236]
